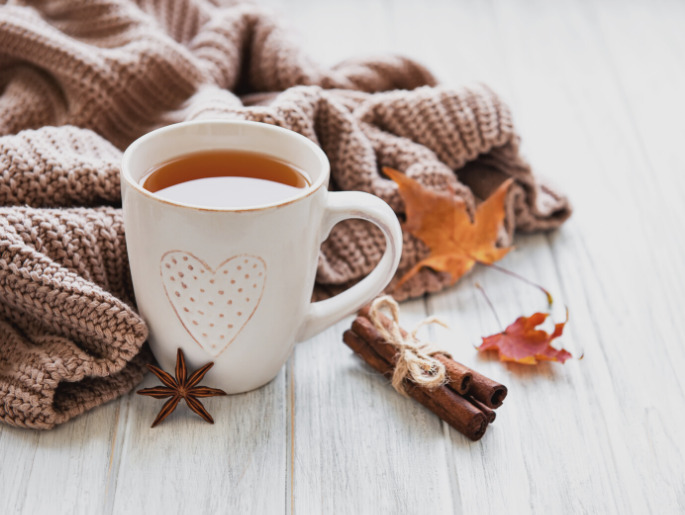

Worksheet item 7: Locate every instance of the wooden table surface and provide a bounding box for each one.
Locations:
[2,0,684,513]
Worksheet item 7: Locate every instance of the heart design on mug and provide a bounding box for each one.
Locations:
[160,251,267,357]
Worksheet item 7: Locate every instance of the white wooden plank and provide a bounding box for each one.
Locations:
[470,0,685,511]
[390,0,685,513]
[0,425,40,513]
[588,1,685,504]
[428,236,635,514]
[387,1,613,512]
[109,371,287,514]
[290,303,455,514]
[0,400,121,514]
[389,0,513,95]
[280,0,395,66]
[563,0,685,508]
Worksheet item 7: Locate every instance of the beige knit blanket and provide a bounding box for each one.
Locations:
[0,0,570,429]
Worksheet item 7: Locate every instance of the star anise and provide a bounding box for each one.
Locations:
[137,348,227,427]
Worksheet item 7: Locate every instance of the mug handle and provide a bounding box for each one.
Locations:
[297,191,403,342]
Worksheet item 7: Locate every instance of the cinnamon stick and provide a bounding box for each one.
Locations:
[467,397,496,423]
[351,316,493,427]
[343,329,487,441]
[468,371,507,409]
[357,307,473,394]
[343,329,394,376]
[434,355,473,395]
[358,306,507,407]
[351,317,399,365]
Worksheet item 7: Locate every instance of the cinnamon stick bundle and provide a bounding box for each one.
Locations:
[344,308,508,441]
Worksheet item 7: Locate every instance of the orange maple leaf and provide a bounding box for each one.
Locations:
[478,313,571,364]
[384,167,513,286]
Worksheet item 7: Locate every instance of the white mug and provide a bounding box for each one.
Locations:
[121,120,402,393]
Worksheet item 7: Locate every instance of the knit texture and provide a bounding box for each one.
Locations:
[0,0,571,429]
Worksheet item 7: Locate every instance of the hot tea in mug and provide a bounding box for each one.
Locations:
[140,150,310,209]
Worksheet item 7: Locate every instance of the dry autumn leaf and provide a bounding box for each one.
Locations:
[384,167,513,287]
[478,312,571,364]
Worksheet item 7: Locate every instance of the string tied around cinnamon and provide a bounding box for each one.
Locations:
[367,295,451,396]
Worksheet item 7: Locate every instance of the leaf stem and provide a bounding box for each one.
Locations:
[475,282,504,333]
[478,261,553,307]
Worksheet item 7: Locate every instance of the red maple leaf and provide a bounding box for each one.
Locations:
[478,312,571,365]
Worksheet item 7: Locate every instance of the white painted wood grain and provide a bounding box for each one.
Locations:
[0,401,120,514]
[289,302,456,514]
[491,0,685,511]
[109,370,287,514]
[2,0,685,513]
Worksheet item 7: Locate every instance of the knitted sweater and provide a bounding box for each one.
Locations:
[0,0,570,428]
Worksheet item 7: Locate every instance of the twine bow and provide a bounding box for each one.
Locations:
[367,295,451,396]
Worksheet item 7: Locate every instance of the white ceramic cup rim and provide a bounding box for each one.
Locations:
[120,120,331,212]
